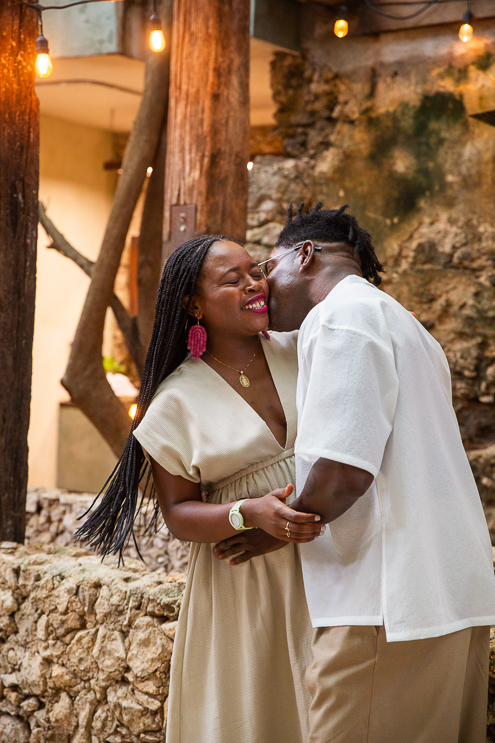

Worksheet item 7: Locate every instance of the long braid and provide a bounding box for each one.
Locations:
[76,235,225,561]
[276,202,384,286]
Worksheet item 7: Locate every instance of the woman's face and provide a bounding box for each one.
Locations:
[191,240,269,339]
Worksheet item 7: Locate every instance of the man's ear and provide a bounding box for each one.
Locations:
[182,294,203,319]
[298,241,318,273]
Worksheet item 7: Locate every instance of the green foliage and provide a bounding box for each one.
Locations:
[474,51,494,72]
[102,356,126,374]
[366,92,467,217]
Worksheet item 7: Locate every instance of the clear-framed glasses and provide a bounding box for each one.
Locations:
[257,243,322,279]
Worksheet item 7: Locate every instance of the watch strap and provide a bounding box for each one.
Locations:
[229,499,254,530]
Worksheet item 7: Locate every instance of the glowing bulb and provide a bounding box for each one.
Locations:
[128,403,137,420]
[149,14,166,52]
[35,35,53,78]
[147,166,153,177]
[459,10,473,42]
[459,22,473,42]
[247,161,254,171]
[334,18,348,38]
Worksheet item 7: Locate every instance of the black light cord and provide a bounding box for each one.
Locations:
[362,0,440,20]
[16,0,120,11]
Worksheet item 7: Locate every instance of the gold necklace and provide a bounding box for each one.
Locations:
[207,348,258,388]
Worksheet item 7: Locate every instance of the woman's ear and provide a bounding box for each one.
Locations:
[182,294,203,319]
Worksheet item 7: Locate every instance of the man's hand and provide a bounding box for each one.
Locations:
[213,530,287,565]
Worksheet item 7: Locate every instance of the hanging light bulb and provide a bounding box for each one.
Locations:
[459,9,474,42]
[128,403,137,420]
[35,33,53,78]
[334,6,348,38]
[149,13,166,52]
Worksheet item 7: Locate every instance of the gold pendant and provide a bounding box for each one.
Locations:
[239,373,250,388]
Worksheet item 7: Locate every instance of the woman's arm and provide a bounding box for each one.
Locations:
[150,458,323,544]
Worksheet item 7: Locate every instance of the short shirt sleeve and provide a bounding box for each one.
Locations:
[133,384,200,483]
[295,323,399,478]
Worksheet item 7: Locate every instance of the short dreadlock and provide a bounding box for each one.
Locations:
[76,234,226,561]
[276,202,384,286]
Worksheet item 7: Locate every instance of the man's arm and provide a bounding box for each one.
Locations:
[291,457,373,523]
[215,458,372,565]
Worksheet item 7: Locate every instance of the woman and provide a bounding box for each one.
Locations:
[78,235,323,743]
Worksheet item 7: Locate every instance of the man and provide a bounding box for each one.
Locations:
[216,202,495,742]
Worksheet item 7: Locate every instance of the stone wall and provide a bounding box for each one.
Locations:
[0,543,185,743]
[25,488,189,576]
[246,11,495,518]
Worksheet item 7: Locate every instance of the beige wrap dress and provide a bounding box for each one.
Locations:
[133,331,312,743]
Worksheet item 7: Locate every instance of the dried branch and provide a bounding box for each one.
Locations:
[38,201,144,377]
[61,0,172,457]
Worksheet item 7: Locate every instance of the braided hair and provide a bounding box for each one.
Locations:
[76,234,226,561]
[276,202,384,286]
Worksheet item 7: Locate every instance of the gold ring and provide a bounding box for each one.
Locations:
[285,521,291,539]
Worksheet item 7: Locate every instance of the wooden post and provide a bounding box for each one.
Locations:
[163,0,250,256]
[0,1,39,542]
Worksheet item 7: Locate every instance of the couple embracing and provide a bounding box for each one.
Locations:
[79,203,495,743]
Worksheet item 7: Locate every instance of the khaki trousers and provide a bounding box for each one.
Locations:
[306,625,490,743]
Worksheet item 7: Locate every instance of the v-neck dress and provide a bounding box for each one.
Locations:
[133,331,312,743]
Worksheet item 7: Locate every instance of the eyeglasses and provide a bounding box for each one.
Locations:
[257,243,322,279]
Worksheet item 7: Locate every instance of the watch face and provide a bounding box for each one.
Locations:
[230,512,242,529]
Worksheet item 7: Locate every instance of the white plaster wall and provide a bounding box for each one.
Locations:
[29,115,115,487]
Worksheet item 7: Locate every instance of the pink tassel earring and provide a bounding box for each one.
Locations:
[188,318,207,359]
[261,329,271,340]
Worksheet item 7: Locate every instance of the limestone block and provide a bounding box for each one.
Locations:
[127,618,172,678]
[19,652,49,696]
[92,703,117,739]
[72,690,97,743]
[92,627,127,677]
[0,713,30,743]
[246,221,285,247]
[37,615,49,641]
[50,612,85,638]
[107,683,162,735]
[20,696,39,713]
[0,674,20,688]
[66,630,98,680]
[49,691,75,732]
[51,664,79,690]
[0,590,18,616]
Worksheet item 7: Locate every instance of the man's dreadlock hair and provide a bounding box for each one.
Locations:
[276,202,384,286]
[76,234,226,561]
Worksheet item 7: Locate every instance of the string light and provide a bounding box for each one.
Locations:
[247,161,253,171]
[128,403,137,420]
[459,9,474,42]
[35,34,53,77]
[334,6,349,38]
[34,12,52,78]
[149,10,166,52]
[146,166,153,177]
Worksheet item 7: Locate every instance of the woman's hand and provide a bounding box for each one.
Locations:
[241,485,325,543]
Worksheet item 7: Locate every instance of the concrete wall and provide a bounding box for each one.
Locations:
[30,115,115,488]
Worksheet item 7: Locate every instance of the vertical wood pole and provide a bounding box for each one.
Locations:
[163,0,250,255]
[0,1,39,541]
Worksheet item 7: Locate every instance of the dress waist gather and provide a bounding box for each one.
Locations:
[203,447,295,498]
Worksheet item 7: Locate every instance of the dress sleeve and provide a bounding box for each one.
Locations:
[133,386,200,483]
[295,323,399,477]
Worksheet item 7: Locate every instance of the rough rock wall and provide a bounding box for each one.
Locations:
[25,488,189,576]
[0,543,185,743]
[246,11,495,522]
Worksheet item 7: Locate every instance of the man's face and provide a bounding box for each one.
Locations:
[265,246,308,332]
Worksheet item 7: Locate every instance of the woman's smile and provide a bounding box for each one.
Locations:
[241,293,268,314]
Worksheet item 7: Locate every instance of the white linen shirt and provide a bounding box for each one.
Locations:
[295,275,495,642]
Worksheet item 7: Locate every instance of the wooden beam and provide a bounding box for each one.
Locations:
[357,0,495,34]
[163,0,251,256]
[0,0,39,543]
